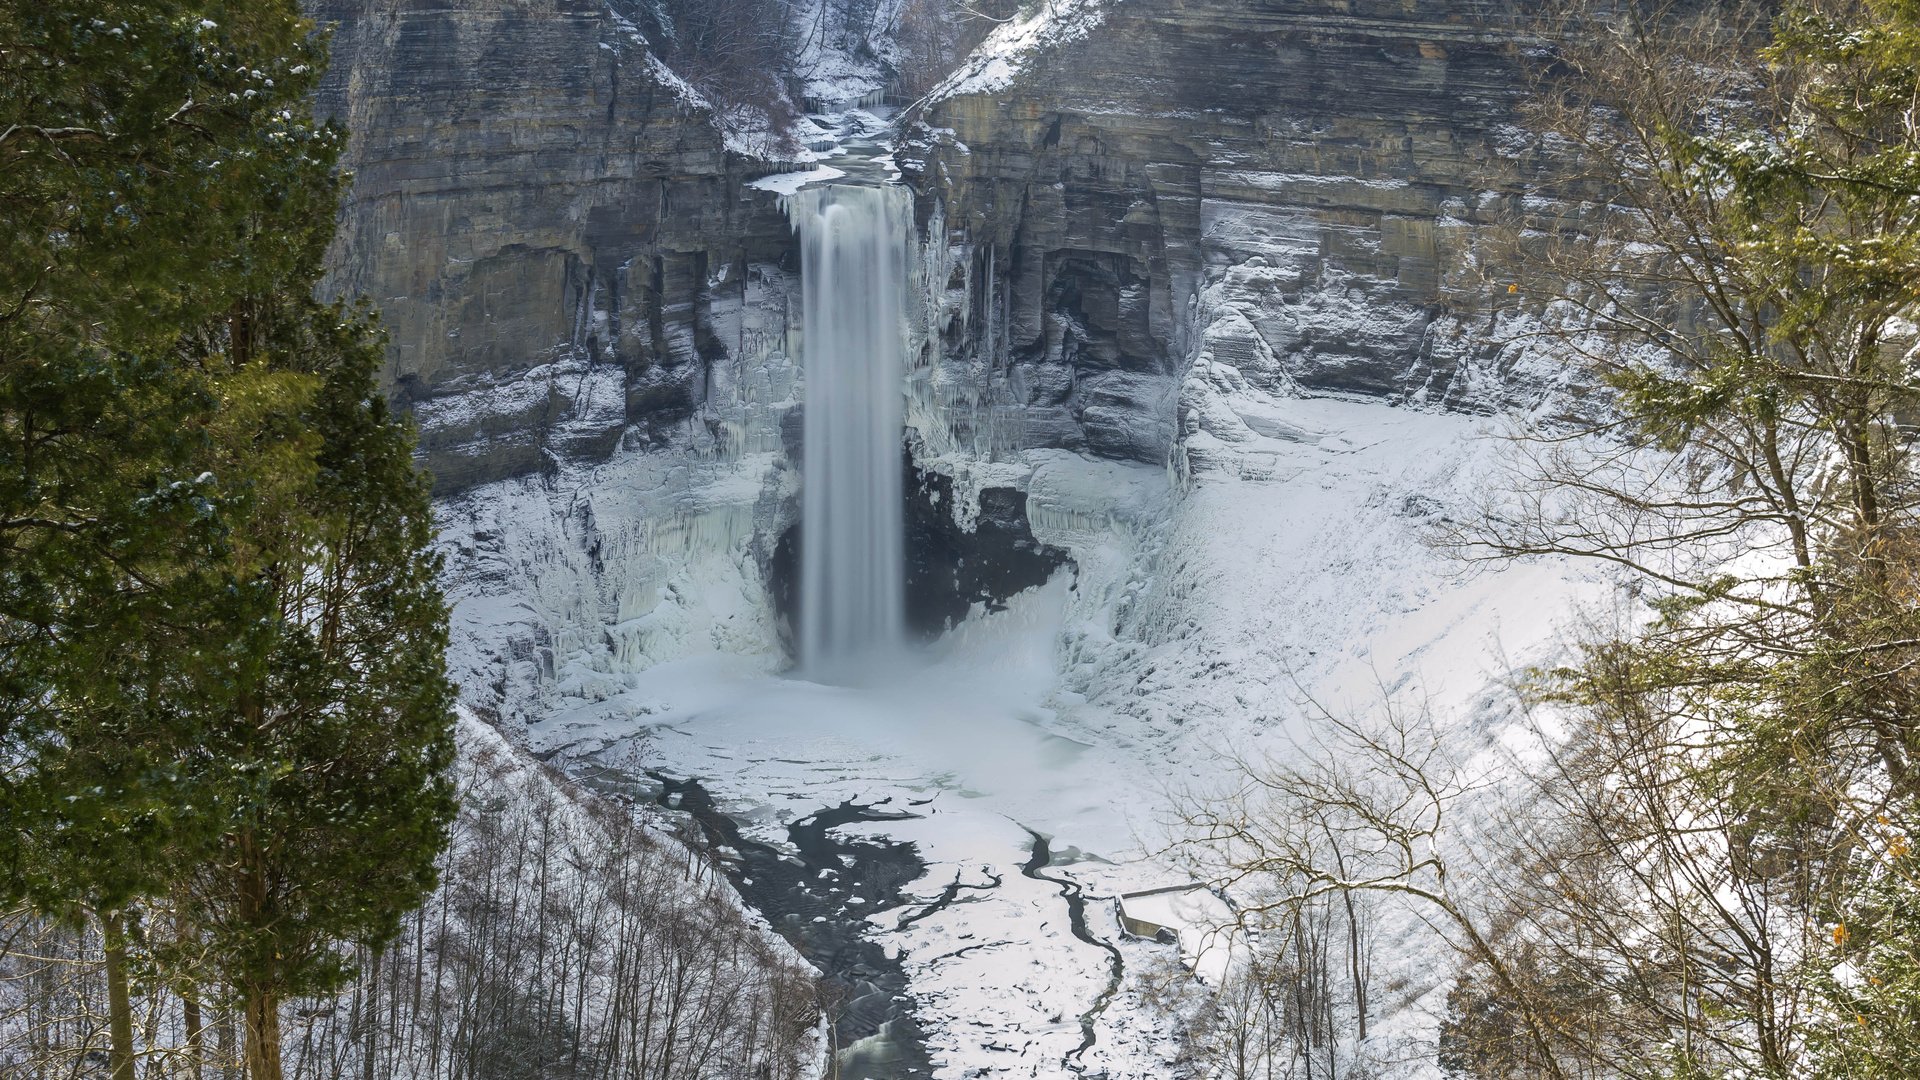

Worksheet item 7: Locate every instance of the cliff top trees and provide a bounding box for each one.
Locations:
[0,2,455,1077]
[1492,0,1920,596]
[643,0,799,149]
[1501,0,1920,829]
[891,0,1021,98]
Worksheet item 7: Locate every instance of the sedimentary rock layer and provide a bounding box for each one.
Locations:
[312,0,791,491]
[909,0,1550,468]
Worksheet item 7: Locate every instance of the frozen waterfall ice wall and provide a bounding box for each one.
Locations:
[787,182,912,681]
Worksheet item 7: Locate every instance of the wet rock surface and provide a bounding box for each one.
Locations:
[767,456,1071,651]
[904,467,1072,638]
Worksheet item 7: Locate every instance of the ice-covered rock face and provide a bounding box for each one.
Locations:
[329,0,1594,740]
[904,0,1579,473]
[430,288,805,727]
[313,0,795,494]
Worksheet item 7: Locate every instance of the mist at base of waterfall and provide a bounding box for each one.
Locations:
[571,574,1099,830]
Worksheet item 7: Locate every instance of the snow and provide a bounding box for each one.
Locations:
[642,51,709,109]
[514,585,1180,1074]
[1216,169,1416,193]
[786,0,905,107]
[0,704,828,1078]
[749,164,847,195]
[439,378,1618,1076]
[927,0,1115,102]
[1118,888,1243,984]
[599,5,803,161]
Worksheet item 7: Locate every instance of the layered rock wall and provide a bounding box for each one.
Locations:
[312,0,794,491]
[907,0,1555,471]
[307,0,1588,700]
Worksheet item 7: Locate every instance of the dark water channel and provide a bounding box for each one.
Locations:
[1021,832,1126,1073]
[647,774,938,1079]
[569,762,1126,1078]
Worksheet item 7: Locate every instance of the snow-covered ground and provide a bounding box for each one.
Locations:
[430,42,1621,1071]
[927,0,1114,102]
[438,380,1616,1076]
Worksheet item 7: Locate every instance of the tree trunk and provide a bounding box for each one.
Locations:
[101,910,137,1080]
[362,949,381,1080]
[244,988,284,1080]
[183,989,205,1080]
[1342,890,1366,1042]
[218,1007,239,1080]
[178,908,206,1080]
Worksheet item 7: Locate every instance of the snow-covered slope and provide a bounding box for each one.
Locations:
[925,0,1114,101]
[434,369,1614,1075]
[291,711,826,1079]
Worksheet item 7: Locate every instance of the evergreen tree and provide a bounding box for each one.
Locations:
[1,7,333,1073]
[1,3,456,1077]
[184,297,455,1080]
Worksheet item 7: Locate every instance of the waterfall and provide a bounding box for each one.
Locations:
[786,182,912,681]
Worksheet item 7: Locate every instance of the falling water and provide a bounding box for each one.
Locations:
[787,182,912,681]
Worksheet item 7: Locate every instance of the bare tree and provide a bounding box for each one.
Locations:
[645,0,801,153]
[1172,674,1860,1079]
[890,0,1020,97]
[0,730,824,1080]
[1172,700,1564,1080]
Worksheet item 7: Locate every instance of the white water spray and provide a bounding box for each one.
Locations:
[787,182,912,681]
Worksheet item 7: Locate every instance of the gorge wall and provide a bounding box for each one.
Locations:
[311,0,793,493]
[906,0,1565,477]
[314,0,1566,495]
[309,0,1580,715]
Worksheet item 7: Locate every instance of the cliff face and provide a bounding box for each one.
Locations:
[306,0,1587,700]
[907,0,1553,472]
[310,0,1564,489]
[312,0,793,492]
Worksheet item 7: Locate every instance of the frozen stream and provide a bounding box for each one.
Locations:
[531,577,1194,1078]
[627,774,1132,1078]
